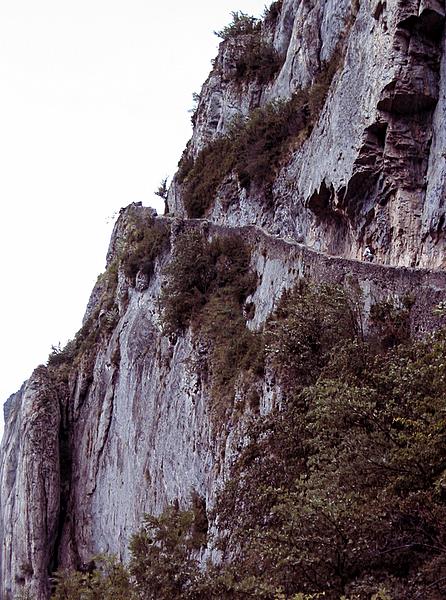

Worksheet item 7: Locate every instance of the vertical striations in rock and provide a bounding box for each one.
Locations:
[0,368,60,600]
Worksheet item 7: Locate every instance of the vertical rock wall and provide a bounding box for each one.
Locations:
[3,212,446,599]
[171,0,446,268]
[0,369,60,600]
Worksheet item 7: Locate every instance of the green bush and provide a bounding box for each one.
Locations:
[265,281,360,388]
[232,37,282,86]
[51,501,208,600]
[161,231,255,334]
[120,220,170,284]
[129,506,200,600]
[199,295,264,419]
[161,230,215,332]
[161,230,261,419]
[216,4,284,85]
[52,556,132,600]
[211,297,446,598]
[47,340,77,368]
[182,137,235,218]
[214,11,260,40]
[230,93,309,194]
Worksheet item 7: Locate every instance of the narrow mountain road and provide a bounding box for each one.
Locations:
[159,215,444,276]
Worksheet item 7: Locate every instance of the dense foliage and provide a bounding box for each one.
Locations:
[51,557,132,600]
[129,507,201,600]
[263,1,284,23]
[211,286,446,599]
[120,219,170,285]
[214,11,260,40]
[49,282,446,599]
[266,282,361,387]
[233,37,282,86]
[161,230,254,332]
[161,229,262,419]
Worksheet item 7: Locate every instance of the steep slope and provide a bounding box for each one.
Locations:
[0,372,60,600]
[1,1,446,599]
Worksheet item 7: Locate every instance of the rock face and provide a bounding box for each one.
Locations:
[2,1,446,598]
[0,369,60,600]
[171,0,446,268]
[2,212,446,599]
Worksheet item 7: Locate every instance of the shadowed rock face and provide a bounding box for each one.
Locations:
[3,1,446,598]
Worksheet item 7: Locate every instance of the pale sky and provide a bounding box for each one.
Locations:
[0,0,268,437]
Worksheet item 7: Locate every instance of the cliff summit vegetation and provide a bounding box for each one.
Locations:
[214,11,260,40]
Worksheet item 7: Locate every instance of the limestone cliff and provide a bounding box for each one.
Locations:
[2,1,446,599]
[170,0,446,268]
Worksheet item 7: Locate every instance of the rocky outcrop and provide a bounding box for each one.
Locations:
[2,1,446,597]
[0,369,60,600]
[171,0,446,267]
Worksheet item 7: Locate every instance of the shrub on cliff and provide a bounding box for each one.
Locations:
[161,230,255,334]
[263,0,283,23]
[129,506,200,600]
[51,557,132,600]
[265,281,361,388]
[211,292,446,598]
[51,502,207,600]
[215,4,283,86]
[179,47,343,217]
[160,230,215,332]
[161,229,261,419]
[120,219,170,285]
[230,94,308,194]
[181,137,235,218]
[233,38,282,85]
[214,11,260,40]
[232,44,344,194]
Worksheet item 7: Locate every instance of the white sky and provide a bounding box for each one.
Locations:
[0,0,268,436]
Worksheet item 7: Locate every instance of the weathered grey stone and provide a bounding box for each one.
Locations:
[3,1,446,596]
[171,0,446,269]
[0,368,60,600]
[3,208,446,598]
